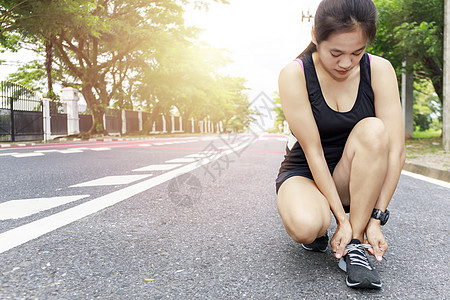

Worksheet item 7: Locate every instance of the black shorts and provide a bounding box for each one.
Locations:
[275,164,350,213]
[275,163,337,194]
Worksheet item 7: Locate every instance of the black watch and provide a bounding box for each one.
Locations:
[371,208,390,225]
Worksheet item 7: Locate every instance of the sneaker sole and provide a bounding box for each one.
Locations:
[346,277,382,289]
[339,259,382,289]
[301,244,327,252]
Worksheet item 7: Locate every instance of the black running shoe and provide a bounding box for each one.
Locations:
[338,239,382,289]
[302,232,328,252]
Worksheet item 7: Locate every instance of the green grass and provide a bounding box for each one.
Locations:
[413,129,442,139]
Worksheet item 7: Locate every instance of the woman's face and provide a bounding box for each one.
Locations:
[313,27,368,80]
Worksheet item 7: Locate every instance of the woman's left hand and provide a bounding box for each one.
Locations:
[365,219,388,261]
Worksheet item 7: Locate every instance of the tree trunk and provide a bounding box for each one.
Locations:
[45,38,54,99]
[142,104,162,134]
[164,113,172,133]
[423,56,443,104]
[89,105,106,135]
[82,87,107,135]
[180,111,191,134]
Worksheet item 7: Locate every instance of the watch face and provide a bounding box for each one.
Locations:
[373,209,389,225]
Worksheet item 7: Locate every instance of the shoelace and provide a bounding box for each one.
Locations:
[345,243,373,270]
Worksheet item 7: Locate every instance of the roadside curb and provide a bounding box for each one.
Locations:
[403,162,450,183]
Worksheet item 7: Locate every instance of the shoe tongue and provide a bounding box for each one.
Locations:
[350,239,361,244]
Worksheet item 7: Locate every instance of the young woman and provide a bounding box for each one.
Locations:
[276,0,406,289]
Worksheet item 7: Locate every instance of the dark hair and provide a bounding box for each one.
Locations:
[298,0,377,58]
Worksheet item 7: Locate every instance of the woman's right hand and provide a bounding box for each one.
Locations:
[330,219,352,259]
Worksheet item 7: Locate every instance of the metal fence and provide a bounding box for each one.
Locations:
[0,81,201,142]
[0,81,43,142]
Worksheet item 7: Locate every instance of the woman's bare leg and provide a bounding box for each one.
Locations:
[277,176,331,244]
[333,117,389,242]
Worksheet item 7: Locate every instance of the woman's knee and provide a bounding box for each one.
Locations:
[277,177,331,244]
[353,117,389,153]
[288,217,330,244]
[281,210,331,244]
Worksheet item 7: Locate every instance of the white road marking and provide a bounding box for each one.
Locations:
[58,149,84,154]
[139,144,153,147]
[401,170,450,189]
[133,164,182,171]
[198,150,220,154]
[184,153,210,158]
[165,158,197,163]
[12,152,45,158]
[34,150,59,153]
[0,195,90,220]
[0,138,258,254]
[151,139,197,146]
[0,152,19,157]
[70,175,152,187]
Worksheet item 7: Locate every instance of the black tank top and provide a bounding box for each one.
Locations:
[278,52,375,174]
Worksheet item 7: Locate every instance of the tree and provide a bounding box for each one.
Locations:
[413,79,442,131]
[48,1,190,135]
[370,0,443,103]
[3,0,254,136]
[7,59,46,92]
[272,92,285,132]
[1,0,100,99]
[2,0,231,135]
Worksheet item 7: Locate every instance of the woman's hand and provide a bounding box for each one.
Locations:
[365,219,388,261]
[330,219,352,259]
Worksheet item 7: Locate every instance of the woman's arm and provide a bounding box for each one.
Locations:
[372,55,406,211]
[279,61,351,257]
[366,55,406,260]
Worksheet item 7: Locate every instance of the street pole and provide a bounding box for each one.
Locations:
[301,10,313,23]
[444,0,450,151]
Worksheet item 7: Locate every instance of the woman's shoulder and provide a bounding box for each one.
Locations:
[368,54,395,76]
[367,53,398,97]
[279,60,306,84]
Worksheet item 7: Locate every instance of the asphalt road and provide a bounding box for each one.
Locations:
[0,134,448,299]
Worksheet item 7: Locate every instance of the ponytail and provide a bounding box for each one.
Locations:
[297,42,317,59]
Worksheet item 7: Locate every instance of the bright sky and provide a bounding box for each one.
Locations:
[0,0,321,103]
[184,0,321,101]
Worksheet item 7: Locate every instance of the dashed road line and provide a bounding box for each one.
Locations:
[11,153,45,158]
[133,164,182,172]
[0,147,113,157]
[0,138,257,254]
[184,153,210,158]
[0,195,90,220]
[70,175,152,188]
[57,149,84,154]
[165,158,198,163]
[0,152,19,157]
[90,147,111,151]
[34,150,60,153]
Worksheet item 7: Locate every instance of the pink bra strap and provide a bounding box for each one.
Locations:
[368,53,372,65]
[294,58,304,71]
